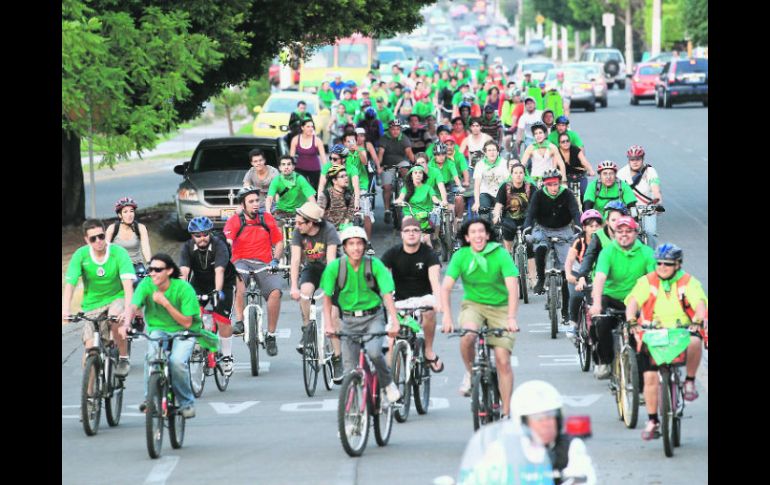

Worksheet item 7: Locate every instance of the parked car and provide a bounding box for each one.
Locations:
[497,34,515,49]
[655,58,708,108]
[173,137,289,232]
[562,62,609,108]
[513,58,556,84]
[630,62,665,105]
[544,69,596,112]
[526,38,546,56]
[379,39,416,60]
[252,91,330,142]
[579,48,627,89]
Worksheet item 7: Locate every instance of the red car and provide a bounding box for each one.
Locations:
[630,62,665,105]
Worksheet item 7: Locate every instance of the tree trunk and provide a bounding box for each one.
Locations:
[225,105,234,136]
[62,128,86,226]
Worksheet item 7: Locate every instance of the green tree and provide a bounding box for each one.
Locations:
[681,0,707,45]
[213,86,246,136]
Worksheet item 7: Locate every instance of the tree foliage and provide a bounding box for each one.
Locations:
[681,0,707,45]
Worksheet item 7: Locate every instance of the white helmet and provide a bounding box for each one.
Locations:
[339,225,368,244]
[511,380,563,419]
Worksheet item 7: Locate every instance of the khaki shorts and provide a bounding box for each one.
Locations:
[81,299,125,345]
[458,300,515,352]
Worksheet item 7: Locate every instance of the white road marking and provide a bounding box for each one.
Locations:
[233,362,270,372]
[209,401,260,414]
[539,354,579,366]
[429,398,450,410]
[562,394,602,407]
[280,399,338,412]
[143,456,180,485]
[276,328,291,339]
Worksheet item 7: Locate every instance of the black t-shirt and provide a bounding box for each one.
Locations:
[495,182,531,220]
[440,87,456,110]
[290,220,341,267]
[381,243,440,300]
[403,127,431,152]
[178,236,237,292]
[558,145,587,176]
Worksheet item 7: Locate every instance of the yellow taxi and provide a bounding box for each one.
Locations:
[252,91,331,143]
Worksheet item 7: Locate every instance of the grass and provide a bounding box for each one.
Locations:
[82,150,194,173]
[238,121,254,135]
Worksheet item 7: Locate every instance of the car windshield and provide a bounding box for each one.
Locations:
[523,63,554,73]
[378,49,406,64]
[263,97,317,115]
[338,43,368,68]
[529,40,544,46]
[675,59,708,74]
[191,145,279,172]
[639,65,664,76]
[455,57,482,69]
[564,70,590,82]
[592,51,622,62]
[305,46,333,68]
[448,46,478,55]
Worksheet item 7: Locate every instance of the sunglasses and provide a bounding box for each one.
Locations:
[560,140,570,144]
[657,261,677,267]
[192,232,210,238]
[330,156,342,161]
[88,233,106,243]
[147,266,168,273]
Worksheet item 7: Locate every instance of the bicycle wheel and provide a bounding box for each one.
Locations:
[620,346,640,429]
[337,372,369,457]
[471,373,492,430]
[548,275,559,339]
[412,337,431,415]
[81,354,103,436]
[146,373,165,459]
[373,382,394,447]
[189,345,206,398]
[489,371,502,423]
[441,216,453,263]
[214,354,231,392]
[321,333,334,391]
[612,350,625,421]
[515,249,529,304]
[168,404,186,450]
[303,322,319,397]
[392,340,411,423]
[577,304,591,372]
[660,368,674,457]
[104,360,123,427]
[247,306,260,376]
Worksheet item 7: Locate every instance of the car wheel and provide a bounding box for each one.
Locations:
[607,82,614,90]
[664,90,672,108]
[655,90,663,108]
[586,101,596,112]
[617,80,626,90]
[601,97,608,108]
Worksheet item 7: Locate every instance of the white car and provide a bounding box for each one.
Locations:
[497,35,515,49]
[579,48,627,89]
[513,58,556,84]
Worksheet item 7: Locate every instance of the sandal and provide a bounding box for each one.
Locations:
[425,354,445,373]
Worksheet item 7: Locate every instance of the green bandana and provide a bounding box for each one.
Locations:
[482,156,501,168]
[659,269,684,293]
[281,172,297,189]
[468,242,503,275]
[542,184,566,199]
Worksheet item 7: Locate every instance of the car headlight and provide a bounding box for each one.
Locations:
[257,122,273,129]
[178,188,199,201]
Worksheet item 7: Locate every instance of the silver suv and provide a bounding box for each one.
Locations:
[173,137,288,232]
[580,48,627,89]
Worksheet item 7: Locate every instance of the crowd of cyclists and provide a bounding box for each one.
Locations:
[63,51,708,481]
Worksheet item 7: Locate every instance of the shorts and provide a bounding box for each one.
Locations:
[81,299,125,345]
[192,281,235,324]
[359,193,374,222]
[380,167,398,187]
[299,263,325,288]
[234,259,284,298]
[458,300,515,352]
[395,294,435,310]
[273,209,295,225]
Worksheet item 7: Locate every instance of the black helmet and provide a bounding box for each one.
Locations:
[433,142,448,155]
[530,121,548,135]
[237,186,259,203]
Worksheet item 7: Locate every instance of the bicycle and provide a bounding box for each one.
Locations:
[574,284,594,373]
[300,289,335,397]
[335,331,397,457]
[189,291,231,397]
[278,218,297,276]
[132,329,203,459]
[566,173,584,212]
[592,308,639,429]
[543,235,571,339]
[237,263,290,376]
[633,204,665,247]
[65,313,124,436]
[638,322,691,457]
[437,200,456,262]
[391,305,434,422]
[515,227,531,304]
[451,327,509,430]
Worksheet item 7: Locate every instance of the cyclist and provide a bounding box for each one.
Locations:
[556,131,594,200]
[355,106,383,149]
[404,114,432,153]
[472,140,512,215]
[121,254,202,418]
[63,219,135,377]
[430,142,465,230]
[523,168,580,313]
[564,210,603,340]
[224,186,285,357]
[441,218,520,417]
[625,243,708,440]
[521,71,538,90]
[541,109,555,134]
[289,201,343,378]
[242,148,279,211]
[439,76,459,121]
[617,145,663,249]
[450,116,469,148]
[329,102,352,145]
[317,143,360,200]
[319,226,402,403]
[586,216,656,379]
[178,217,238,374]
[350,131,377,244]
[106,197,151,282]
[479,104,504,146]
[378,119,415,225]
[515,96,542,156]
[547,116,584,150]
[520,121,566,184]
[381,216,444,373]
[414,151,448,205]
[575,201,629,285]
[582,160,637,215]
[394,165,444,246]
[264,154,317,224]
[493,162,533,254]
[317,164,357,230]
[460,117,492,163]
[374,97,395,126]
[289,118,326,190]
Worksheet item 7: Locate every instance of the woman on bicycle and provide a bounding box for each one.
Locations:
[556,131,595,201]
[329,103,351,145]
[394,165,444,247]
[290,118,327,190]
[520,121,566,185]
[564,209,603,339]
[472,140,510,215]
[106,197,152,283]
[493,162,533,254]
[394,87,415,124]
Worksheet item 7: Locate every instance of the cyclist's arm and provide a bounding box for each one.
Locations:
[552,146,567,182]
[394,187,406,204]
[62,283,76,318]
[264,195,274,213]
[317,173,328,193]
[382,292,400,335]
[377,147,385,170]
[289,135,298,158]
[576,236,601,279]
[523,190,538,229]
[504,276,520,331]
[316,136,327,165]
[440,275,456,332]
[567,190,581,226]
[273,240,285,261]
[650,172,663,204]
[157,294,193,329]
[625,295,640,322]
[364,143,378,166]
[577,149,595,176]
[214,266,224,294]
[473,171,482,208]
[589,272,607,313]
[180,266,191,281]
[135,223,151,262]
[520,144,533,167]
[405,147,415,163]
[428,263,442,313]
[437,180,448,204]
[326,244,338,266]
[290,244,302,292]
[105,223,115,242]
[564,246,578,283]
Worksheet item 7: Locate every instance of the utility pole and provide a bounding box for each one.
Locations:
[602,13,615,47]
[651,0,662,56]
[590,25,596,47]
[561,26,568,62]
[624,2,633,74]
[575,30,581,60]
[551,22,558,59]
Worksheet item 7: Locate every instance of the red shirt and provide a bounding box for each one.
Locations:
[223,212,282,264]
[451,130,468,148]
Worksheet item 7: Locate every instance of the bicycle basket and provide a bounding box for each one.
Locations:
[197,328,221,353]
[642,328,690,366]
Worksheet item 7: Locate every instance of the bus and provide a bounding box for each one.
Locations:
[298,34,375,93]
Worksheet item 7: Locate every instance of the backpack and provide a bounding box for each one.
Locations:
[233,211,273,242]
[594,180,624,202]
[322,187,353,210]
[110,221,141,242]
[334,255,380,299]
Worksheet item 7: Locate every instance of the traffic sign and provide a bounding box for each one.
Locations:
[602,13,615,27]
[536,14,545,25]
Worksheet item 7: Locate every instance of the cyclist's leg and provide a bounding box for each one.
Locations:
[233,273,246,323]
[360,193,374,240]
[636,348,660,420]
[595,296,625,364]
[338,314,360,377]
[214,284,235,357]
[644,213,658,249]
[80,304,111,364]
[458,301,483,374]
[107,299,128,356]
[143,330,165,403]
[299,265,322,326]
[501,218,518,254]
[257,268,284,334]
[486,305,516,416]
[567,280,583,323]
[169,335,195,409]
[381,168,395,213]
[686,332,703,382]
[532,227,547,290]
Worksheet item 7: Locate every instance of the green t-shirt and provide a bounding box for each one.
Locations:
[583,179,637,214]
[445,243,519,306]
[400,183,437,216]
[132,277,202,333]
[595,239,656,301]
[319,257,395,312]
[388,92,402,109]
[452,91,468,107]
[476,69,488,86]
[429,159,458,186]
[449,151,469,173]
[413,100,434,120]
[547,129,583,149]
[267,173,317,212]
[341,98,360,116]
[348,148,370,190]
[376,106,395,125]
[417,165,444,193]
[320,160,360,188]
[318,89,336,109]
[65,244,136,311]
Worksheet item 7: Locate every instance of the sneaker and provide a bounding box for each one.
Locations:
[683,380,699,401]
[533,278,545,295]
[139,401,148,413]
[459,371,472,397]
[593,364,611,380]
[265,334,278,356]
[232,320,245,336]
[332,355,344,384]
[180,406,196,419]
[221,356,234,376]
[641,419,660,440]
[115,358,131,377]
[385,382,402,403]
[296,327,308,355]
[565,322,578,342]
[384,211,392,225]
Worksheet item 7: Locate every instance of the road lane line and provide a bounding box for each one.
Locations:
[143,456,180,485]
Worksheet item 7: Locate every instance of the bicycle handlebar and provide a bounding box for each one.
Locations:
[333,331,389,343]
[64,313,119,323]
[450,328,510,338]
[235,264,291,277]
[129,329,204,341]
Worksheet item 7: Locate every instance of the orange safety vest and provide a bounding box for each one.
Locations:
[640,272,708,348]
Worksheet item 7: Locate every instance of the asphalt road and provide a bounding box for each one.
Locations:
[63,45,707,484]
